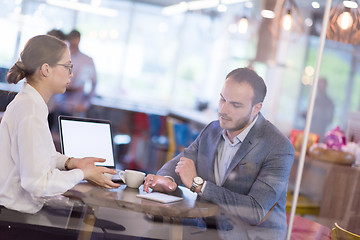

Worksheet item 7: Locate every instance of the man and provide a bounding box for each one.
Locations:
[310,77,334,141]
[143,68,295,233]
[46,29,66,41]
[56,29,97,117]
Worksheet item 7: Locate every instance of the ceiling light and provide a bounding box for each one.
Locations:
[311,1,320,9]
[222,0,248,4]
[46,0,118,17]
[282,9,292,31]
[238,17,248,34]
[187,0,218,11]
[304,66,314,76]
[162,0,248,15]
[245,1,253,8]
[261,9,275,19]
[217,4,227,12]
[337,9,353,30]
[343,0,358,8]
[162,2,188,15]
[91,0,101,7]
[327,2,360,45]
[267,0,305,39]
[304,18,313,27]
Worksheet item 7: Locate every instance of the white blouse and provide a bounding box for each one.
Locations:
[0,82,84,213]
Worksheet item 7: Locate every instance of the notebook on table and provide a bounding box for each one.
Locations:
[136,192,183,204]
[58,115,121,182]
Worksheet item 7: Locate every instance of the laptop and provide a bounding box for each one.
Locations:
[58,115,121,181]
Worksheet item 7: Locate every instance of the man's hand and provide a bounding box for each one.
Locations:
[175,157,197,189]
[69,157,120,189]
[143,174,177,193]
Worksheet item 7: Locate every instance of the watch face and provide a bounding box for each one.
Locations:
[194,177,203,185]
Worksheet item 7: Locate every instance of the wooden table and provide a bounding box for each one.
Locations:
[0,181,336,240]
[65,183,219,240]
[66,183,219,218]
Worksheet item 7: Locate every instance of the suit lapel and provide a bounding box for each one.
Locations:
[221,113,265,185]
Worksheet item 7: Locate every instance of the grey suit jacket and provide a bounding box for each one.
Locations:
[157,113,295,232]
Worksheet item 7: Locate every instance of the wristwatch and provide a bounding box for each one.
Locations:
[190,176,204,192]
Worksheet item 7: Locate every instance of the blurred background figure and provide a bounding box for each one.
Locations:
[51,29,97,125]
[46,29,66,41]
[64,29,97,117]
[310,77,335,141]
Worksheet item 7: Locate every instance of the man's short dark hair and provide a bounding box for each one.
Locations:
[67,30,81,40]
[47,29,66,41]
[226,68,267,105]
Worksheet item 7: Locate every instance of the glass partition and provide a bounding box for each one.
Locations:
[1,1,360,239]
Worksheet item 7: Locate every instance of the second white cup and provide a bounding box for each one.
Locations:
[119,170,146,188]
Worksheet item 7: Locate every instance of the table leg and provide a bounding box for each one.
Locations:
[164,217,183,240]
[77,206,96,240]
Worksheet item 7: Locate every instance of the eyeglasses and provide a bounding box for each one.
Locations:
[57,63,73,74]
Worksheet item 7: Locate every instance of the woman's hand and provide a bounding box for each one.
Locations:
[69,157,120,189]
[67,157,103,169]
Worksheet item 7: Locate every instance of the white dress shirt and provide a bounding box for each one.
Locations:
[214,115,258,186]
[214,132,242,186]
[0,82,84,213]
[198,115,259,192]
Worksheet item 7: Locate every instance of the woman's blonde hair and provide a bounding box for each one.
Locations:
[7,35,67,84]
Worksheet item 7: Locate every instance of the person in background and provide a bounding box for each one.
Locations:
[0,35,119,214]
[310,77,335,141]
[143,68,295,236]
[57,29,97,118]
[46,29,66,41]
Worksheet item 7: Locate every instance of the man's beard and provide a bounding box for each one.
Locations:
[219,110,252,132]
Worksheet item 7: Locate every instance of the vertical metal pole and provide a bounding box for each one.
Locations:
[286,0,332,239]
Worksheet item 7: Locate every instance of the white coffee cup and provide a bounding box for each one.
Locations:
[119,170,146,188]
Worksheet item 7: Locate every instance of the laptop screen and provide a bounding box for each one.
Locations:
[59,116,115,168]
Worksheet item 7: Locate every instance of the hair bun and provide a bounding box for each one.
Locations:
[7,61,26,84]
[15,61,26,73]
[15,61,26,80]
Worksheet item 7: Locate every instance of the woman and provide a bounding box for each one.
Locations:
[0,35,119,213]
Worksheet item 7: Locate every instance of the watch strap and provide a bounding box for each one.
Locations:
[190,182,198,192]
